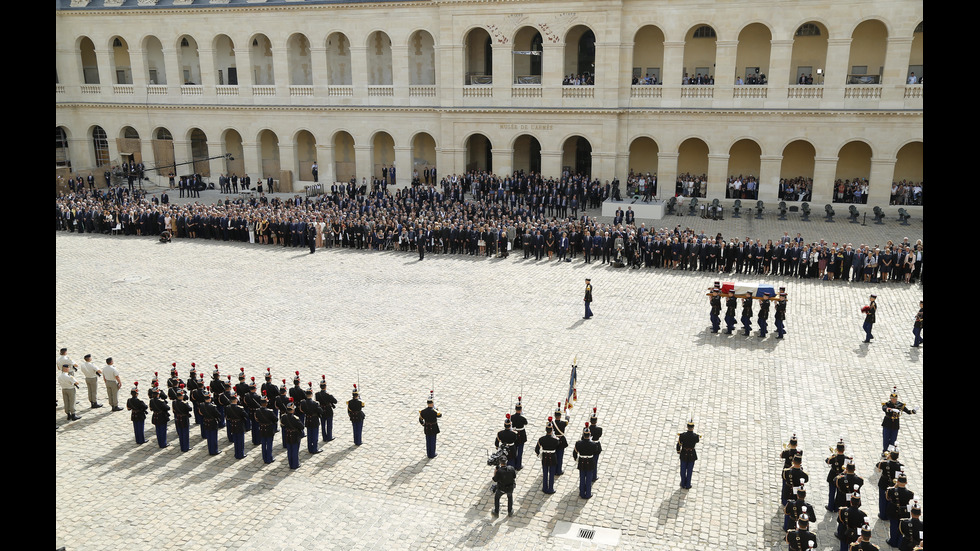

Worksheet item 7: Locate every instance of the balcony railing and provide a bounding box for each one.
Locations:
[80,84,101,94]
[512,85,542,98]
[904,84,923,99]
[56,84,66,94]
[289,85,314,97]
[113,84,134,95]
[562,86,594,98]
[328,85,353,97]
[787,85,823,99]
[367,85,394,97]
[462,85,492,98]
[215,85,239,96]
[252,85,276,96]
[680,85,714,99]
[630,85,662,98]
[844,84,882,99]
[409,85,437,97]
[732,85,767,99]
[180,84,203,96]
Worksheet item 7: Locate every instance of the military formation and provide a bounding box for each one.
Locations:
[777,387,922,551]
[707,282,787,338]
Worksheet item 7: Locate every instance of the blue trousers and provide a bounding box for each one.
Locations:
[887,517,901,546]
[828,484,837,510]
[261,435,274,463]
[912,327,922,346]
[226,422,234,442]
[155,424,168,447]
[133,421,145,444]
[542,463,556,493]
[878,487,889,519]
[515,443,524,469]
[863,320,874,342]
[217,405,225,428]
[233,431,246,459]
[775,318,785,337]
[579,468,594,498]
[758,319,768,336]
[425,434,437,458]
[710,313,721,332]
[321,416,333,441]
[206,429,219,455]
[584,302,593,318]
[593,454,600,481]
[680,460,694,488]
[556,448,565,475]
[177,424,190,451]
[251,421,261,445]
[352,421,363,445]
[286,442,300,469]
[882,427,898,451]
[308,421,320,453]
[725,315,736,332]
[741,315,752,335]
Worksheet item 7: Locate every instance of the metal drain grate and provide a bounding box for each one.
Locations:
[552,521,621,545]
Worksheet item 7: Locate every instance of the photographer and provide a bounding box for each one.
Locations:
[491,455,517,517]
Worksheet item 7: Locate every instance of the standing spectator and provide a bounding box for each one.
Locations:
[78,354,103,409]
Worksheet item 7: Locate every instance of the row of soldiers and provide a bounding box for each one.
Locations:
[779,388,922,550]
[487,399,604,515]
[124,364,369,469]
[707,283,788,338]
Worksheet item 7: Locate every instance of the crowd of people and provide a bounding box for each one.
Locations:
[889,180,923,206]
[562,72,595,86]
[777,177,814,203]
[55,169,923,285]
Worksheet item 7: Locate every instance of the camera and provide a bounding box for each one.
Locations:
[487,444,508,466]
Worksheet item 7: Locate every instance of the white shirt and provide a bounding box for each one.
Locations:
[907,75,917,84]
[58,372,78,390]
[103,363,121,383]
[79,361,101,379]
[57,354,74,372]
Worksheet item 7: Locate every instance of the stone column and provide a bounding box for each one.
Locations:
[492,147,514,179]
[354,145,372,183]
[392,45,410,99]
[867,156,897,207]
[541,43,564,101]
[439,147,464,177]
[822,38,852,107]
[243,141,263,179]
[350,45,368,97]
[881,36,914,105]
[310,46,328,96]
[767,39,794,103]
[207,142,227,182]
[162,47,182,96]
[657,152,679,195]
[592,151,617,183]
[95,48,113,90]
[660,41,685,105]
[234,35,254,97]
[316,143,334,185]
[706,153,729,200]
[278,141,295,192]
[493,41,512,100]
[129,46,148,90]
[394,145,413,188]
[757,155,783,203]
[272,46,289,96]
[540,149,562,180]
[713,40,738,102]
[811,156,838,205]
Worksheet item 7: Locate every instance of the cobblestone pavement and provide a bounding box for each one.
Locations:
[56,199,923,551]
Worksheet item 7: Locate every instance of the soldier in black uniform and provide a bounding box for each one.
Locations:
[583,278,593,319]
[316,376,338,443]
[677,420,700,489]
[190,374,207,439]
[149,385,171,449]
[301,385,324,454]
[784,484,816,531]
[275,382,290,448]
[588,408,603,482]
[875,445,903,520]
[225,392,248,459]
[260,369,279,416]
[418,391,442,459]
[826,439,848,511]
[495,414,518,468]
[885,472,914,547]
[254,394,278,464]
[758,292,771,337]
[573,423,599,499]
[780,435,802,504]
[741,293,754,336]
[281,399,306,469]
[911,300,923,347]
[898,501,923,551]
[774,288,788,338]
[511,398,528,470]
[210,367,226,429]
[862,294,877,343]
[837,492,868,551]
[186,364,201,426]
[724,290,738,334]
[173,385,193,452]
[553,403,569,476]
[289,371,306,423]
[244,380,263,445]
[833,460,864,511]
[849,523,879,551]
[782,454,810,509]
[166,364,183,401]
[218,377,234,442]
[127,382,148,445]
[491,455,517,516]
[708,283,722,333]
[348,384,365,445]
[200,391,221,456]
[881,387,917,452]
[534,418,560,494]
[785,513,817,551]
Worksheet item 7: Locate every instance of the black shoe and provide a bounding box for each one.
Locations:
[491,510,499,516]
[70,414,82,421]
[310,449,322,454]
[92,403,104,408]
[507,511,513,517]
[111,407,123,412]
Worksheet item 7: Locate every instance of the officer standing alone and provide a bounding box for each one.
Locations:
[419,391,442,459]
[677,420,700,489]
